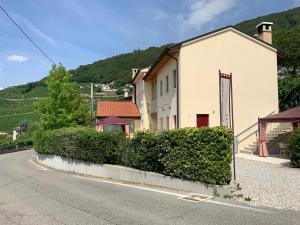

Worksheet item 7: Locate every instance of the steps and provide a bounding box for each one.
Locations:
[240,123,293,155]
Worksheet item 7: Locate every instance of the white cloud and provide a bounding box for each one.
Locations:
[180,0,236,31]
[294,0,300,7]
[7,54,29,62]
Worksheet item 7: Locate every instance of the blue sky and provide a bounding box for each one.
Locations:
[0,0,299,89]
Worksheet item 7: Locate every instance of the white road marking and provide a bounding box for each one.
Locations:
[31,158,272,214]
[73,174,273,214]
[73,175,186,198]
[204,199,273,214]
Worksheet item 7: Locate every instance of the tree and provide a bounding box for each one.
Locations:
[278,76,300,111]
[275,25,300,74]
[35,64,90,130]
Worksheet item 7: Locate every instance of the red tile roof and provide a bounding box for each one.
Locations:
[96,101,140,118]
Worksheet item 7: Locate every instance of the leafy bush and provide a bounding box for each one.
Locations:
[15,134,33,148]
[125,130,164,172]
[0,134,33,151]
[0,137,14,150]
[125,127,233,185]
[288,128,300,167]
[159,127,233,185]
[34,127,125,165]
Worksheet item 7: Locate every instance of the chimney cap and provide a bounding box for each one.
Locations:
[256,22,273,29]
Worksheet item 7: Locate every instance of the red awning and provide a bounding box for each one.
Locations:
[258,106,300,157]
[259,106,300,123]
[96,117,129,125]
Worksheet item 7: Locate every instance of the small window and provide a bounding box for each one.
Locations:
[160,117,163,130]
[166,116,169,130]
[152,81,157,100]
[160,80,163,96]
[166,76,169,93]
[173,69,177,88]
[173,115,177,128]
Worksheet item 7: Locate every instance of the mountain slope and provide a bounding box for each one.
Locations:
[1,7,300,132]
[235,7,300,35]
[70,44,172,86]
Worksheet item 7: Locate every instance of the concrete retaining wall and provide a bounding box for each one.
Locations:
[36,153,230,196]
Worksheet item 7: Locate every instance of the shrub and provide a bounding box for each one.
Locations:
[0,134,33,151]
[125,127,233,185]
[124,130,164,172]
[159,127,233,185]
[34,127,125,165]
[0,137,14,150]
[288,128,300,167]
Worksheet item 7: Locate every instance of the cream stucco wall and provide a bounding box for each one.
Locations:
[178,28,279,149]
[155,59,178,130]
[133,69,151,130]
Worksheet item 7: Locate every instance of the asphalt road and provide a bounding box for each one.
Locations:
[0,150,299,225]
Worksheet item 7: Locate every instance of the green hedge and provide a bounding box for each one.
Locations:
[34,127,125,165]
[126,127,233,185]
[0,134,33,151]
[124,130,164,173]
[0,137,14,150]
[34,126,233,185]
[288,128,300,167]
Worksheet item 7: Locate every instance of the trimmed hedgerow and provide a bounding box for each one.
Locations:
[288,128,300,167]
[34,126,233,185]
[124,130,164,173]
[34,127,125,165]
[125,127,233,185]
[159,127,233,185]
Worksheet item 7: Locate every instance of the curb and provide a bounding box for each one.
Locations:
[36,153,231,196]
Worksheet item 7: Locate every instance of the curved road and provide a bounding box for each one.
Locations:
[0,150,299,225]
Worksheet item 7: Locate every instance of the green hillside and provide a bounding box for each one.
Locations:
[70,45,172,86]
[235,7,300,34]
[1,7,300,132]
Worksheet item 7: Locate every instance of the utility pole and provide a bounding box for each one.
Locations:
[91,83,94,118]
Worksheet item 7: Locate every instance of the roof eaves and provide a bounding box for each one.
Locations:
[143,25,287,81]
[143,47,173,81]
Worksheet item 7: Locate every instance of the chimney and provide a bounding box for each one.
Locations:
[132,68,138,78]
[123,89,129,98]
[256,22,273,44]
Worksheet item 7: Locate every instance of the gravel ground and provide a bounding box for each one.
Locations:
[235,157,300,211]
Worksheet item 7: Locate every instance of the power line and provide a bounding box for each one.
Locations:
[0,5,56,64]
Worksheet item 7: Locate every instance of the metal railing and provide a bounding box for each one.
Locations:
[234,111,276,153]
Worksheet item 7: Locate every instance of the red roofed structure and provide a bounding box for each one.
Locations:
[258,106,300,157]
[96,101,141,136]
[96,101,140,118]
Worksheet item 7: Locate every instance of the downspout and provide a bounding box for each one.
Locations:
[167,53,179,128]
[132,83,136,104]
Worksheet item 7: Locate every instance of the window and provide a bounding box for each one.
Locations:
[166,76,169,93]
[173,69,177,88]
[196,114,209,128]
[160,80,163,96]
[152,81,157,100]
[166,116,169,130]
[160,117,163,130]
[173,115,177,128]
